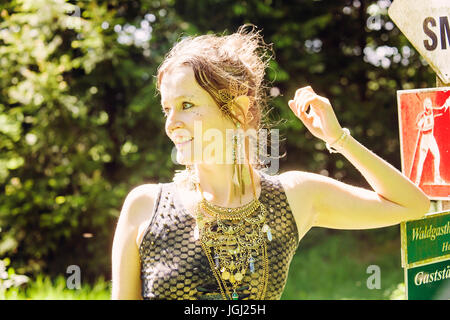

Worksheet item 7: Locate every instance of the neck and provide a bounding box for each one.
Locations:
[192,162,260,207]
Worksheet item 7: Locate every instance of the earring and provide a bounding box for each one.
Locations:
[232,122,245,204]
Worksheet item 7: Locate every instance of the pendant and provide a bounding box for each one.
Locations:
[262,224,272,241]
[222,270,230,280]
[214,253,220,268]
[232,290,239,300]
[248,256,255,273]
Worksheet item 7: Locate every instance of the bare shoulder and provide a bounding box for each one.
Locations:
[116,183,162,249]
[278,170,338,193]
[124,183,160,205]
[277,170,322,241]
[112,183,160,300]
[278,170,320,188]
[278,170,329,196]
[119,183,160,228]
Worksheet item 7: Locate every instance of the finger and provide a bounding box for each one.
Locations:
[294,86,316,99]
[290,98,310,118]
[296,91,329,111]
[289,99,315,130]
[290,98,316,124]
[300,96,329,114]
[297,106,315,126]
[294,86,310,100]
[301,92,317,113]
[304,86,316,95]
[295,92,317,113]
[288,99,300,116]
[293,88,314,106]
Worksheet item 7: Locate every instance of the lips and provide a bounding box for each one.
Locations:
[173,136,193,146]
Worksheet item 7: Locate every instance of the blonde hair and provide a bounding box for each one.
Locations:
[156,25,278,189]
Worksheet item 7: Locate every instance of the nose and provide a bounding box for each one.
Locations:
[165,110,184,136]
[167,120,184,136]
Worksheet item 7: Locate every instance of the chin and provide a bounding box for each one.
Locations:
[176,151,196,166]
[177,146,209,164]
[176,155,189,165]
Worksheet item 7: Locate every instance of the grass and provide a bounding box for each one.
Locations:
[2,274,111,300]
[2,226,407,300]
[281,226,406,300]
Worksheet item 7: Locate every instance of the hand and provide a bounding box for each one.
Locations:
[445,96,450,111]
[288,86,344,144]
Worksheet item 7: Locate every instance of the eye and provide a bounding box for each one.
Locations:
[162,107,170,117]
[182,101,194,110]
[162,102,194,118]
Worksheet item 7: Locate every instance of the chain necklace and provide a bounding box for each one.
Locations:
[193,181,272,300]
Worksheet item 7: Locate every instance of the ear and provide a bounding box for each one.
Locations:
[232,95,251,123]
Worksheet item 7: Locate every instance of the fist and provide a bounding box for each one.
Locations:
[288,86,343,144]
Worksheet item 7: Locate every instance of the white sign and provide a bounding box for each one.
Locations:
[388,0,450,83]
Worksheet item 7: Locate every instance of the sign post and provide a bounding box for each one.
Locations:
[389,0,450,299]
[400,211,450,299]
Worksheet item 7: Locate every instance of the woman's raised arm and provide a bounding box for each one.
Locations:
[285,86,430,230]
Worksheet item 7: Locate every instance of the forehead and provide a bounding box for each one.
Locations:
[160,65,203,104]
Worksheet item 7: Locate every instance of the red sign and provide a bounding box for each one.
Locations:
[397,87,450,200]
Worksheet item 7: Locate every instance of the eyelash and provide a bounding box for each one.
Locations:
[162,102,194,117]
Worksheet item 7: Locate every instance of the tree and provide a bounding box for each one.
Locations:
[0,0,183,280]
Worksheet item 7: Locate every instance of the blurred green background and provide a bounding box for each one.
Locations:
[0,0,437,299]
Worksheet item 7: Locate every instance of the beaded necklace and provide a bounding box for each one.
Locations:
[193,176,272,300]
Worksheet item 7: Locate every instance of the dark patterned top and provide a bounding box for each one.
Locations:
[139,170,299,300]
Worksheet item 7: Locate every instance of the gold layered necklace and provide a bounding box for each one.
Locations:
[193,180,272,300]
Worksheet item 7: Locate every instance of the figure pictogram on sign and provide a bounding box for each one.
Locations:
[397,87,450,200]
[414,97,449,185]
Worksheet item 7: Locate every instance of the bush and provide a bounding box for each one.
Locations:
[0,0,177,282]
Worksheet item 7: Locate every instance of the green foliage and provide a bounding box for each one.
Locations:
[0,0,182,280]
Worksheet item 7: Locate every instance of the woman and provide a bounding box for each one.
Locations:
[111,26,430,300]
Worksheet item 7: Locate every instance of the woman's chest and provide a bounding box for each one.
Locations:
[139,179,299,300]
[140,211,218,299]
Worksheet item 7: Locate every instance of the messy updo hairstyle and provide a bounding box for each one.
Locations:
[156,25,280,188]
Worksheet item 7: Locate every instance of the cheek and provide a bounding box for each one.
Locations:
[164,122,171,136]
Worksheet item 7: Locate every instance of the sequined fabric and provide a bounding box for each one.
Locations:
[139,170,299,300]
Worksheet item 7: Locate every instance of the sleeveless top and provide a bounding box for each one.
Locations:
[139,170,299,300]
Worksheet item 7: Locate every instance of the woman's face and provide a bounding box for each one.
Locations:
[160,65,236,165]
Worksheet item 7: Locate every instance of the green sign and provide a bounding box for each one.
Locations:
[401,210,450,300]
[406,259,450,300]
[401,211,450,268]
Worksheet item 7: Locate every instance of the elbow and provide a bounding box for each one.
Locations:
[409,194,430,220]
[422,195,431,214]
[405,181,431,220]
